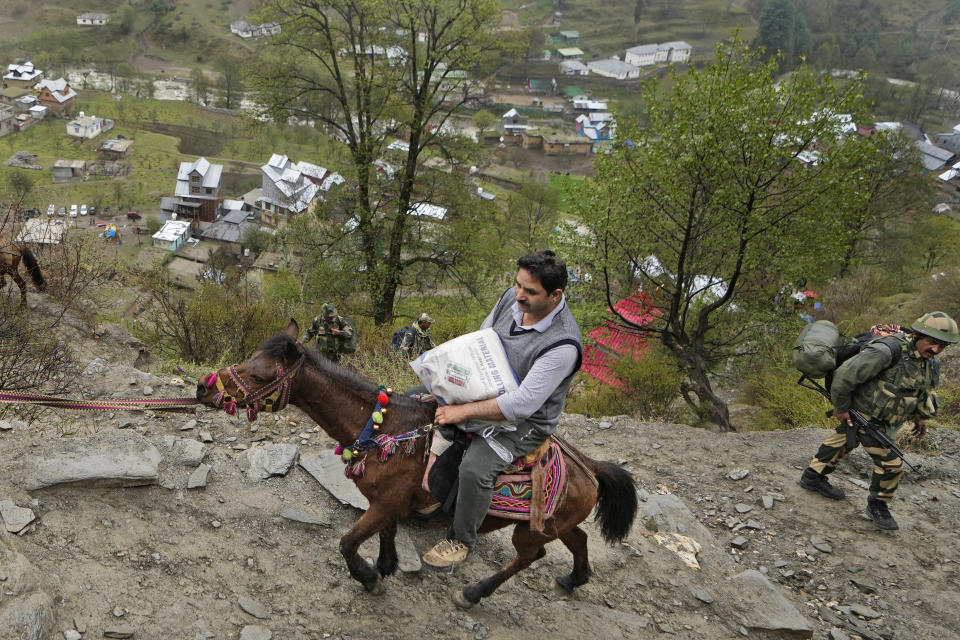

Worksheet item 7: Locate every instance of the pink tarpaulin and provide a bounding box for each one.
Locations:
[581,292,662,390]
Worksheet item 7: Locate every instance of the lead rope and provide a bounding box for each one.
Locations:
[0,391,199,413]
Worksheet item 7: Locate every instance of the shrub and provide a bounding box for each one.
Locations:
[740,366,833,431]
[566,348,684,420]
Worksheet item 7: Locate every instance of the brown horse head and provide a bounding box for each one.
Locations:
[195,319,303,417]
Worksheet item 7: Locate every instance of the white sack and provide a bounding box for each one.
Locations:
[410,329,520,460]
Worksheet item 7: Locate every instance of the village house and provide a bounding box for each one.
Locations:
[51,159,86,183]
[576,112,616,152]
[256,153,327,227]
[3,62,42,89]
[230,20,281,39]
[0,104,15,137]
[406,202,448,243]
[556,47,585,61]
[526,78,555,94]
[76,12,109,26]
[0,86,30,105]
[201,205,258,246]
[13,113,32,132]
[918,140,954,172]
[522,128,592,155]
[572,97,608,112]
[66,112,114,140]
[174,156,223,222]
[36,78,77,117]
[152,219,192,251]
[28,105,47,121]
[559,60,589,76]
[16,219,67,247]
[498,108,529,143]
[624,41,693,67]
[624,44,660,67]
[659,41,693,63]
[587,57,640,81]
[98,138,133,160]
[934,123,960,156]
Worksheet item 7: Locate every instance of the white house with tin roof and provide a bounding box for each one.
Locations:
[77,13,109,26]
[587,57,640,81]
[4,61,42,88]
[152,219,192,251]
[257,153,324,226]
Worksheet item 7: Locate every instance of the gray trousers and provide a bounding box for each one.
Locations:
[451,422,547,547]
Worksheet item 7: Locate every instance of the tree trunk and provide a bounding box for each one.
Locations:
[686,364,733,431]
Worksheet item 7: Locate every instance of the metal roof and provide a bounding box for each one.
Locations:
[176,157,223,196]
[153,220,192,242]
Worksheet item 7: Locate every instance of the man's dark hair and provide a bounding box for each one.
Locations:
[517,249,567,293]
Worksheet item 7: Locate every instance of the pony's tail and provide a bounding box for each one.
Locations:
[590,459,638,544]
[19,246,46,292]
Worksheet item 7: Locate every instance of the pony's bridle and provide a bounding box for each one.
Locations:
[202,354,305,422]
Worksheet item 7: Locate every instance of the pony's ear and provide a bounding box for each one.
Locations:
[285,318,300,340]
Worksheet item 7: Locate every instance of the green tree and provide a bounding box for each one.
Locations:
[6,171,35,210]
[505,177,560,252]
[190,67,210,105]
[256,0,514,324]
[754,0,809,68]
[241,225,273,257]
[116,62,133,93]
[215,53,245,109]
[146,215,162,236]
[829,130,931,278]
[572,39,877,431]
[634,0,644,23]
[471,110,497,143]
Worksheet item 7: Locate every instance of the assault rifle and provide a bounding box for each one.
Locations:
[797,375,921,473]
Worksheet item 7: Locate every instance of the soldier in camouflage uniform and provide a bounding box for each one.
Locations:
[400,312,436,360]
[799,311,958,530]
[300,302,355,364]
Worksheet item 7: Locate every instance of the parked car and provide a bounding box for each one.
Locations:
[126,211,141,221]
[88,206,96,217]
[80,204,88,216]
[57,206,66,216]
[47,204,55,216]
[69,204,78,217]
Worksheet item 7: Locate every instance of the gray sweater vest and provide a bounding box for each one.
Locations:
[490,289,583,435]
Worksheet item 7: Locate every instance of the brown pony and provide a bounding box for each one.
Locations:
[197,320,638,607]
[0,226,46,305]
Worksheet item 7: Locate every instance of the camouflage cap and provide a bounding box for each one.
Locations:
[321,302,337,317]
[418,312,435,324]
[911,311,959,344]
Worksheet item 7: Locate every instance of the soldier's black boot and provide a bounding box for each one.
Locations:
[865,498,899,530]
[799,467,845,500]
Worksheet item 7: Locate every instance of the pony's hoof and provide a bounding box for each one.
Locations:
[554,575,574,595]
[365,580,385,596]
[452,590,475,609]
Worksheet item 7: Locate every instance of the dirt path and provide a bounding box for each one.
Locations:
[1,295,959,639]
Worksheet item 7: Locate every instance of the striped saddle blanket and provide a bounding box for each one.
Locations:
[487,441,567,525]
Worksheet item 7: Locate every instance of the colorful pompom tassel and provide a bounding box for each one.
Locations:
[378,391,389,405]
[334,445,344,456]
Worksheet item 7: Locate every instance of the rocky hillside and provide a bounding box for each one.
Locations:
[1,294,959,640]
